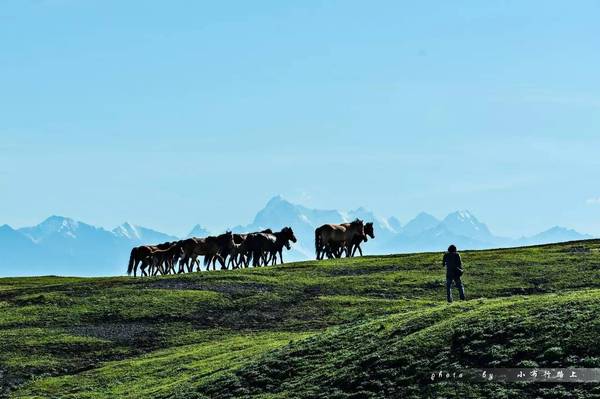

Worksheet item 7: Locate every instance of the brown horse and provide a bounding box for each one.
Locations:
[127,241,178,277]
[349,222,375,257]
[178,236,224,272]
[314,219,365,260]
[226,229,274,268]
[203,231,235,270]
[127,245,153,277]
[149,243,181,275]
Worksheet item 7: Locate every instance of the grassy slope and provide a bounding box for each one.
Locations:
[1,240,599,398]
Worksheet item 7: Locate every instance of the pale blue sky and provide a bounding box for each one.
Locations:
[1,0,599,237]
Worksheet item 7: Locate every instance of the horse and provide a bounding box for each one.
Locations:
[127,241,177,277]
[228,233,249,269]
[177,238,201,273]
[314,219,365,260]
[245,227,296,267]
[245,233,274,267]
[149,243,181,275]
[348,222,375,257]
[203,232,235,270]
[127,245,154,277]
[177,236,225,272]
[267,227,297,265]
[228,229,274,268]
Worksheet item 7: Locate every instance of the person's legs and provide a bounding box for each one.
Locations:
[454,277,466,300]
[446,277,453,303]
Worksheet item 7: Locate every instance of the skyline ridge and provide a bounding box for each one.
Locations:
[3,195,594,240]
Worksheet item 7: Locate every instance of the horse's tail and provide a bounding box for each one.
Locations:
[315,227,322,259]
[127,247,136,276]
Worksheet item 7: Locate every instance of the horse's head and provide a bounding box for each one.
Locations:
[282,227,297,243]
[364,222,375,241]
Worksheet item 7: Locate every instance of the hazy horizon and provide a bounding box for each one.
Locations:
[2,1,599,237]
[2,195,595,241]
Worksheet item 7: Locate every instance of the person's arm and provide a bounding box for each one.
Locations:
[457,253,462,267]
[442,252,447,267]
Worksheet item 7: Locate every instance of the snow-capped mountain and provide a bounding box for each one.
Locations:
[0,196,594,276]
[6,217,180,276]
[440,210,496,244]
[19,215,87,243]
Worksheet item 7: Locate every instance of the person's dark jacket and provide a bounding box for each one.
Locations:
[443,252,463,278]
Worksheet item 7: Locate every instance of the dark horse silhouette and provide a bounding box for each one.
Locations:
[203,231,235,270]
[245,227,297,267]
[349,222,375,257]
[127,241,178,277]
[314,219,365,260]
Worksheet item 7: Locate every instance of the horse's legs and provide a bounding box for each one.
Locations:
[279,250,284,264]
[352,244,362,256]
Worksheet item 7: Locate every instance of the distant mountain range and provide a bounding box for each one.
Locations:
[0,195,594,276]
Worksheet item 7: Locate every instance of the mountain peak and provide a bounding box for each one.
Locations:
[0,224,16,233]
[38,215,80,233]
[266,195,286,205]
[402,212,440,236]
[441,210,494,242]
[415,211,438,219]
[112,222,140,240]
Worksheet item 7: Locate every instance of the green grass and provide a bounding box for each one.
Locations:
[2,240,600,398]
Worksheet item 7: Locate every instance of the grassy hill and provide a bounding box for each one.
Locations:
[1,240,600,398]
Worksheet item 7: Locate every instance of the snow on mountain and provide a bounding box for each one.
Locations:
[251,195,344,230]
[19,215,83,242]
[112,222,142,240]
[440,210,494,243]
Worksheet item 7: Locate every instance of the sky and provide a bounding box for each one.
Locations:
[1,0,599,237]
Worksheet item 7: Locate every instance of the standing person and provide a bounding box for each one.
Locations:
[443,244,465,303]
